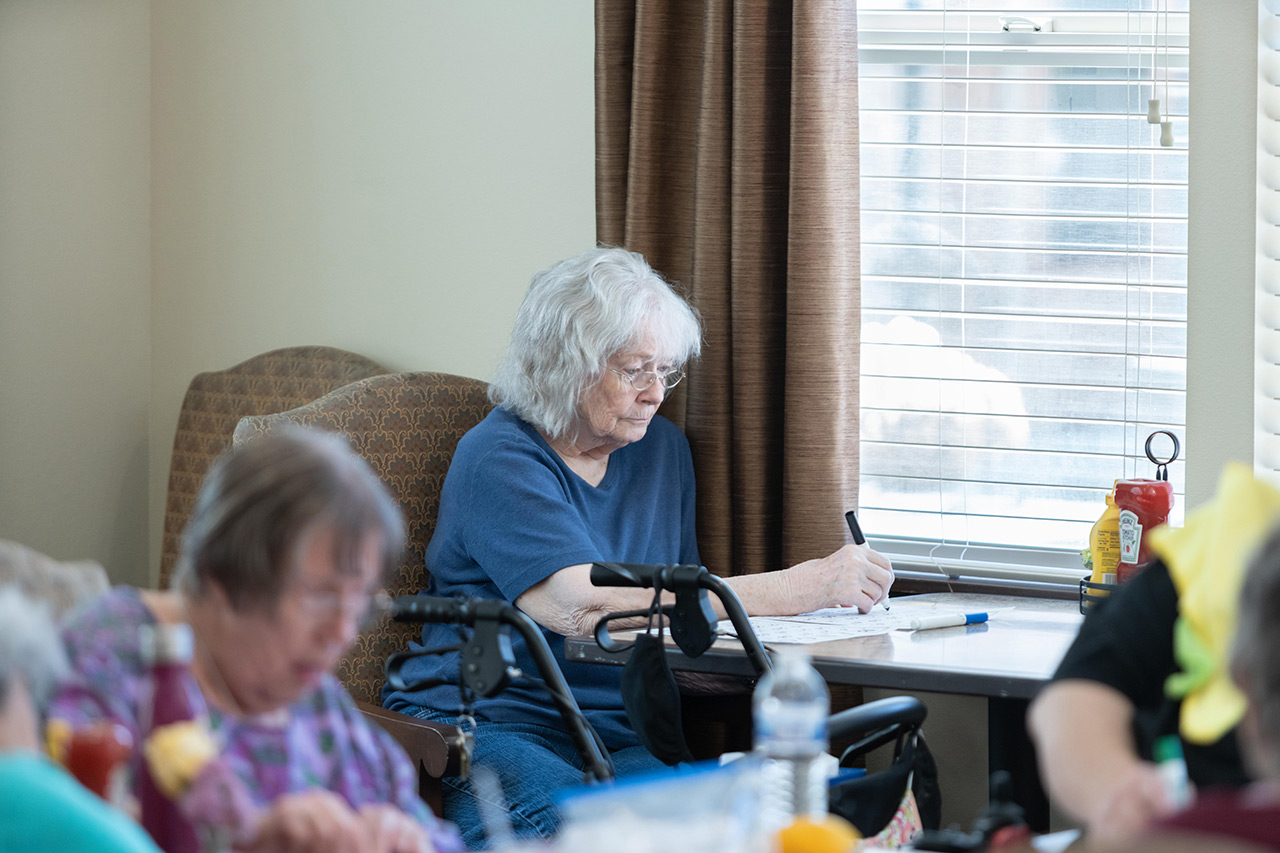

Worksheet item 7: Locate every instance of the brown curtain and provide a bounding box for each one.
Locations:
[596,1,862,579]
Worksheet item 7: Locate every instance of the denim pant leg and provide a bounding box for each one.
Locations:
[608,742,671,779]
[409,709,603,850]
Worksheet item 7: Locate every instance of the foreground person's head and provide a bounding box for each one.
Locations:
[173,428,404,714]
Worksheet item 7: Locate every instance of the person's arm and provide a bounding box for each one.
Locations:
[515,543,894,638]
[1028,679,1172,846]
[486,419,893,636]
[1024,559,1183,845]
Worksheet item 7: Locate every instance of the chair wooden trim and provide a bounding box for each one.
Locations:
[354,700,463,813]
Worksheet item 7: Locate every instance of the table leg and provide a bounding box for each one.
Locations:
[988,697,1049,833]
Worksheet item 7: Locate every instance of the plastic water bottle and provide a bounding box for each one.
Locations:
[1154,735,1192,811]
[753,647,831,830]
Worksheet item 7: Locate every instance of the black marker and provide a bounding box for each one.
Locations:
[844,510,866,545]
[846,510,889,611]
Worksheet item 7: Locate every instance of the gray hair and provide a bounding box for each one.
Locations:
[172,427,406,611]
[489,246,703,439]
[0,585,68,712]
[1232,524,1280,778]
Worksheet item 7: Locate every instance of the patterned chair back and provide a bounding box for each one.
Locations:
[231,371,494,705]
[160,347,386,589]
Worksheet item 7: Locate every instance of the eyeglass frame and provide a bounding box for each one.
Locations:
[609,366,686,392]
[288,580,383,628]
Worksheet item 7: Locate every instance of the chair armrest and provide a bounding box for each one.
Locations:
[830,695,928,766]
[830,695,927,740]
[356,700,465,810]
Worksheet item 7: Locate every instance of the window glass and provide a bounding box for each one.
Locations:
[857,1,1188,578]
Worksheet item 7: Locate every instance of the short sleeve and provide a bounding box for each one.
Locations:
[457,441,605,601]
[1051,560,1179,705]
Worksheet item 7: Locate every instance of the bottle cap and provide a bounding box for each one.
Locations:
[1154,734,1184,763]
[139,623,194,665]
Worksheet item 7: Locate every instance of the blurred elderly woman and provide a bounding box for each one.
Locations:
[50,430,461,853]
[0,585,159,851]
[385,246,893,847]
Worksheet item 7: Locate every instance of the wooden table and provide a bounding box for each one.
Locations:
[565,592,1084,831]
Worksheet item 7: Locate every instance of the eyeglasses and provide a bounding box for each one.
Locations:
[609,367,686,392]
[292,584,382,627]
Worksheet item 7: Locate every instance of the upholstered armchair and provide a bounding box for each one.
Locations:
[158,347,387,590]
[231,371,494,807]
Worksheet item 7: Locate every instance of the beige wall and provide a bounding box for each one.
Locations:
[1,2,593,586]
[147,1,596,577]
[1184,0,1258,505]
[0,0,152,584]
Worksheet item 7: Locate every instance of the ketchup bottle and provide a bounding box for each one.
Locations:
[1113,479,1174,584]
[137,623,205,853]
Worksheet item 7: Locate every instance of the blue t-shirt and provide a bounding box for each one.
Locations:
[384,406,699,749]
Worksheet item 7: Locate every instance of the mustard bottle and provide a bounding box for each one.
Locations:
[1089,483,1121,590]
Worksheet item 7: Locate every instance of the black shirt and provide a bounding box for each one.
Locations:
[1050,559,1249,790]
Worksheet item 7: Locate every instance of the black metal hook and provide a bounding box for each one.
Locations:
[593,603,677,653]
[1144,429,1180,481]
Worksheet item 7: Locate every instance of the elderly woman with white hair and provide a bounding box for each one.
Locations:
[385,246,893,847]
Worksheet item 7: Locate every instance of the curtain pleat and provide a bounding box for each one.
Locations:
[596,0,860,579]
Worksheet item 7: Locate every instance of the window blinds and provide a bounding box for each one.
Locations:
[857,2,1189,582]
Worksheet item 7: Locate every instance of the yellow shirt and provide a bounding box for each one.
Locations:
[1147,463,1280,744]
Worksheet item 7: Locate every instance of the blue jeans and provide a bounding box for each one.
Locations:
[409,709,666,850]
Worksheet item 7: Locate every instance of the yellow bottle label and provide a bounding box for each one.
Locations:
[1089,492,1121,587]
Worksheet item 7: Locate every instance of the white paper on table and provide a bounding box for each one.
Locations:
[720,619,870,644]
[719,602,1010,644]
[721,608,957,644]
[778,597,970,625]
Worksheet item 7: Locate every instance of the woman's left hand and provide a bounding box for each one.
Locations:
[358,804,434,853]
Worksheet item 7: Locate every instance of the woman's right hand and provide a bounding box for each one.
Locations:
[791,543,895,613]
[1084,759,1177,847]
[243,790,370,853]
[717,542,894,619]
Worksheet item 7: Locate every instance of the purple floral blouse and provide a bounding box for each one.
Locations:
[49,587,461,853]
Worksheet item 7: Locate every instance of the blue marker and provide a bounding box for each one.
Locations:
[909,612,989,631]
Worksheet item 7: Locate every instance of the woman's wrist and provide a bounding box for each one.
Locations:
[725,566,799,617]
